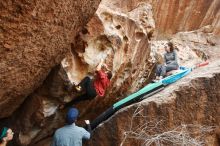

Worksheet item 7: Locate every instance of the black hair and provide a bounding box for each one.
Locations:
[167,42,174,52]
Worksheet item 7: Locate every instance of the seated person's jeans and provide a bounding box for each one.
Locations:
[156,64,178,77]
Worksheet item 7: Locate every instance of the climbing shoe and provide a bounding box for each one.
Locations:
[75,85,82,92]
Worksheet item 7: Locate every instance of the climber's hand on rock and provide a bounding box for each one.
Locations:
[85,120,90,125]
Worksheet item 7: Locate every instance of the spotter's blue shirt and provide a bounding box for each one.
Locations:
[51,123,90,146]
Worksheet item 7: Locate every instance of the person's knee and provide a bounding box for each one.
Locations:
[156,64,162,68]
[161,65,166,70]
[160,66,167,76]
[165,65,177,72]
[156,64,162,72]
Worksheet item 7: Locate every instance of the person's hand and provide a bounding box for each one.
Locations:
[85,120,90,124]
[100,58,104,63]
[101,63,107,68]
[97,59,105,71]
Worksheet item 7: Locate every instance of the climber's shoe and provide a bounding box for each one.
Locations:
[152,79,159,83]
[152,76,163,83]
[75,85,82,92]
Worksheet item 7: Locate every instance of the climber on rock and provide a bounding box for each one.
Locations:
[51,108,91,146]
[154,42,179,82]
[0,127,14,146]
[60,59,112,109]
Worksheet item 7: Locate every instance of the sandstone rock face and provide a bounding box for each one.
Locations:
[86,31,220,146]
[84,1,220,146]
[0,0,100,118]
[59,0,220,124]
[99,0,220,36]
[9,2,157,145]
[61,2,157,122]
[1,0,220,146]
[150,0,220,36]
[88,62,220,146]
[12,66,67,146]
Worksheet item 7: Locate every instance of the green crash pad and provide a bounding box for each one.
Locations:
[113,81,163,109]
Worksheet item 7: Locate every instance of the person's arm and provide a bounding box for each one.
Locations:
[85,120,92,135]
[102,63,110,71]
[173,51,178,63]
[81,127,91,140]
[96,59,104,71]
[163,54,167,65]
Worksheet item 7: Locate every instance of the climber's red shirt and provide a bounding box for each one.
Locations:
[94,70,110,97]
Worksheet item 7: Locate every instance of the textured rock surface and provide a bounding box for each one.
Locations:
[27,1,219,145]
[84,0,220,145]
[0,0,100,118]
[9,2,157,145]
[12,66,67,146]
[61,2,157,122]
[99,0,220,36]
[0,0,220,146]
[59,0,220,124]
[87,31,220,146]
[87,62,220,146]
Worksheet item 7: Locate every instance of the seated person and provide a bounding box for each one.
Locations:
[154,42,179,81]
[61,59,112,109]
